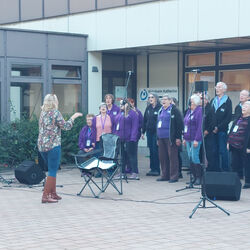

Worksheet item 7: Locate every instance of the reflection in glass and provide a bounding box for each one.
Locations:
[10,82,42,120]
[53,84,81,114]
[186,53,215,67]
[220,69,250,110]
[220,50,250,65]
[52,65,81,79]
[11,64,42,77]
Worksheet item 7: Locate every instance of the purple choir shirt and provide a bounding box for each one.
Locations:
[107,104,120,121]
[114,109,139,142]
[183,106,203,142]
[78,125,96,150]
[157,105,172,139]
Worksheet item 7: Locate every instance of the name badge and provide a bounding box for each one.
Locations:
[158,121,162,128]
[184,126,188,133]
[190,115,193,120]
[154,111,158,115]
[221,108,225,112]
[86,140,91,147]
[116,123,120,131]
[113,111,117,115]
[233,125,239,133]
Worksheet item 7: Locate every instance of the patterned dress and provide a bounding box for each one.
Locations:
[38,110,73,152]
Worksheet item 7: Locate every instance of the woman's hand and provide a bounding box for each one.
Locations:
[193,140,198,148]
[247,148,250,154]
[71,112,83,121]
[183,140,186,147]
[227,143,229,151]
[141,134,145,140]
[176,139,181,147]
[204,130,209,136]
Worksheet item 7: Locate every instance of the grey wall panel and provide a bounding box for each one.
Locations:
[6,31,47,58]
[127,0,156,4]
[0,0,19,24]
[48,35,86,61]
[0,31,4,56]
[44,0,68,18]
[70,0,96,14]
[21,0,43,21]
[97,0,125,9]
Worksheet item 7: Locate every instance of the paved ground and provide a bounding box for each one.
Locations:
[1,150,250,250]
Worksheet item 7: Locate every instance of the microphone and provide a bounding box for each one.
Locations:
[191,69,202,73]
[128,71,133,75]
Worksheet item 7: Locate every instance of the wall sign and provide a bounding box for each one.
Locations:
[138,88,178,102]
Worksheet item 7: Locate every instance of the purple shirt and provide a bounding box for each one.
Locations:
[157,105,172,139]
[114,109,139,142]
[107,104,120,120]
[183,106,202,142]
[78,125,96,150]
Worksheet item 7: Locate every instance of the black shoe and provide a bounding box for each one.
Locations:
[169,179,178,183]
[156,177,169,181]
[146,171,160,176]
[243,183,250,189]
[193,178,201,186]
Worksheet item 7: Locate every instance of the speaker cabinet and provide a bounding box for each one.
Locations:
[15,160,45,185]
[205,172,242,201]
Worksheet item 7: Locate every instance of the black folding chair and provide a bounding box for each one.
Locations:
[73,134,123,198]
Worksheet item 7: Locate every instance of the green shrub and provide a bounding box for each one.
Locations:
[0,115,86,167]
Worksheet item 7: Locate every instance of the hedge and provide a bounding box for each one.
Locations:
[0,115,86,167]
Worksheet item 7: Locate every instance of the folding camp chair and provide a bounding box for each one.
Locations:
[74,133,123,198]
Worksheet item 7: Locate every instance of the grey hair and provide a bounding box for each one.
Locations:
[162,94,172,100]
[216,82,227,91]
[99,102,107,109]
[191,94,201,106]
[244,101,250,106]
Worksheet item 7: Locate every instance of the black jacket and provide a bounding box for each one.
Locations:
[229,115,250,152]
[234,103,242,120]
[210,96,232,132]
[157,105,184,144]
[142,103,161,134]
[204,103,216,133]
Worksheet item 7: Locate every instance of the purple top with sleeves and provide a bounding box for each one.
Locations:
[157,105,172,139]
[107,104,120,120]
[38,110,73,152]
[78,125,96,150]
[183,106,203,142]
[114,109,139,142]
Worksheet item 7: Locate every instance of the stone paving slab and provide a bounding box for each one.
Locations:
[1,151,250,250]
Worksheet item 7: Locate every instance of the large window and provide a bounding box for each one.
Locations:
[220,50,250,65]
[10,82,42,121]
[220,69,250,109]
[53,84,81,115]
[186,53,215,67]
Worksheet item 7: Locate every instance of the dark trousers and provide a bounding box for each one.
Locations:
[245,154,250,184]
[231,147,245,179]
[205,133,216,172]
[158,138,179,181]
[178,148,182,175]
[126,141,138,174]
[213,132,229,172]
[147,131,160,173]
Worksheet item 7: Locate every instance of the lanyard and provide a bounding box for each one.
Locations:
[87,127,91,138]
[100,115,107,130]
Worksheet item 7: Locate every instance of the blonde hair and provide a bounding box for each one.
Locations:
[41,94,58,112]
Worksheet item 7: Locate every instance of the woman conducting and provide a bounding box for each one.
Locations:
[183,94,203,185]
[38,94,82,203]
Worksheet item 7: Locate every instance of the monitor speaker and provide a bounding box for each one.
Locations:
[205,172,242,201]
[15,160,45,185]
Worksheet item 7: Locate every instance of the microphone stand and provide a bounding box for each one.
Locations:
[176,70,201,193]
[125,71,132,99]
[189,90,230,218]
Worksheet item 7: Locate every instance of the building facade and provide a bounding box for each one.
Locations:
[0,0,250,121]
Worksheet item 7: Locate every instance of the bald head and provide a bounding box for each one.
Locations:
[240,90,250,104]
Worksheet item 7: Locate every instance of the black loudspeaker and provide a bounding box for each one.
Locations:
[195,81,208,92]
[15,160,46,185]
[205,172,242,201]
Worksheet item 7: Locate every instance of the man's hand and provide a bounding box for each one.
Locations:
[247,148,250,154]
[213,127,218,134]
[183,140,186,147]
[227,143,229,151]
[141,134,145,140]
[204,130,209,136]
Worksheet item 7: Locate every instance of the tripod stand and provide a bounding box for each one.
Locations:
[0,175,12,185]
[189,82,230,218]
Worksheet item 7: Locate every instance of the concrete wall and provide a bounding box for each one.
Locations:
[2,0,250,52]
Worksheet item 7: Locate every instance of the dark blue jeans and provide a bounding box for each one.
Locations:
[147,131,160,173]
[40,146,61,177]
[205,133,216,172]
[213,132,229,172]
